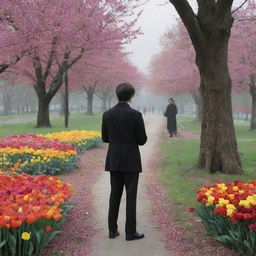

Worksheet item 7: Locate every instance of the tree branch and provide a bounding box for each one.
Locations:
[47,67,65,99]
[231,0,248,14]
[216,0,234,16]
[239,18,256,22]
[43,36,57,81]
[0,56,21,74]
[24,70,36,83]
[68,48,85,68]
[32,55,47,96]
[0,64,10,74]
[169,0,204,53]
[82,85,89,93]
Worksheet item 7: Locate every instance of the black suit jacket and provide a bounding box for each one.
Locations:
[102,102,147,172]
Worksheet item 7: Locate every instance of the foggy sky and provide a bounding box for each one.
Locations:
[126,0,245,75]
[126,1,178,74]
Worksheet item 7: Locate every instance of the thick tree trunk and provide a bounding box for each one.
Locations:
[83,85,96,115]
[37,97,51,127]
[192,91,202,121]
[250,83,256,130]
[197,46,242,174]
[169,0,242,174]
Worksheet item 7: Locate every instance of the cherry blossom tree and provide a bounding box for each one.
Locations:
[70,50,143,114]
[149,23,201,120]
[167,0,249,173]
[0,0,142,127]
[229,0,256,130]
[96,53,143,111]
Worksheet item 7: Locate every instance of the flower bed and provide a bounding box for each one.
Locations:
[43,130,102,153]
[0,173,72,256]
[194,180,256,255]
[0,134,78,175]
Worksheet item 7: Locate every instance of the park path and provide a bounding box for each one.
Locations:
[90,114,169,256]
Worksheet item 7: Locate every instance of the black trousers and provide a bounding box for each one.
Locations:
[168,128,177,136]
[108,172,139,235]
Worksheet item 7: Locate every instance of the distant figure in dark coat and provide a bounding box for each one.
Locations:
[102,83,147,241]
[164,98,178,137]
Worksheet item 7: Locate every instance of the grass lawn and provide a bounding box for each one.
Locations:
[0,113,37,121]
[178,115,256,139]
[160,116,256,229]
[0,112,102,138]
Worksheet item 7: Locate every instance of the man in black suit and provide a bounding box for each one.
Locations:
[102,83,147,241]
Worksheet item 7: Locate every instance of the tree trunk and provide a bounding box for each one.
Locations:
[250,84,256,130]
[60,91,65,116]
[197,46,242,174]
[37,97,51,127]
[87,94,93,115]
[3,93,11,115]
[107,90,115,109]
[64,70,69,128]
[168,0,242,174]
[192,91,202,121]
[102,96,107,112]
[83,85,96,115]
[107,97,112,109]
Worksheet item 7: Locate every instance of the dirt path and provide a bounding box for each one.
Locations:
[90,114,169,256]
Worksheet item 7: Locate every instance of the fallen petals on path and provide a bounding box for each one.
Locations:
[146,147,236,256]
[44,147,106,256]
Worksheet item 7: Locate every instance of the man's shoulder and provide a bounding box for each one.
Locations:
[130,107,142,116]
[103,105,141,117]
[103,106,115,116]
[125,106,142,117]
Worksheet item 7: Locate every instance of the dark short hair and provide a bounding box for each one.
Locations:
[169,97,174,102]
[116,83,135,102]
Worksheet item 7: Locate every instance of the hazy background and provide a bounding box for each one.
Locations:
[126,1,177,74]
[126,0,246,74]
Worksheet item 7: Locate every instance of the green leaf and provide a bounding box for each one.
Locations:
[28,241,34,256]
[0,239,7,248]
[7,234,16,256]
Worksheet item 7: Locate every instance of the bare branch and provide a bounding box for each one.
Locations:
[238,18,256,21]
[231,0,248,14]
[169,0,204,53]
